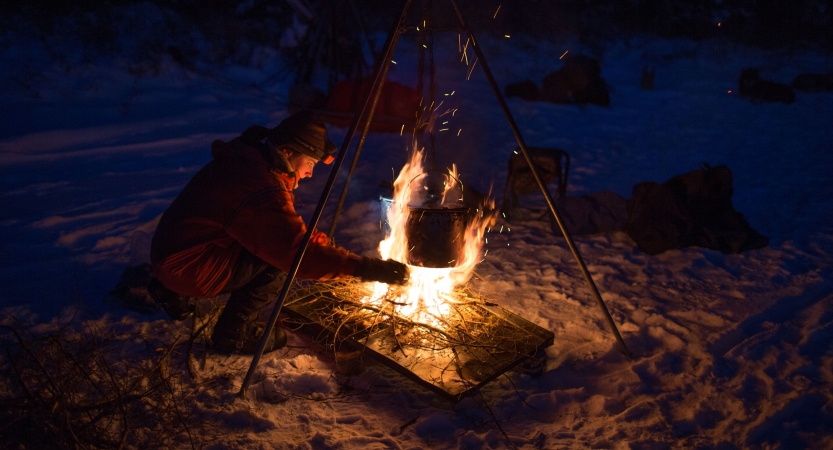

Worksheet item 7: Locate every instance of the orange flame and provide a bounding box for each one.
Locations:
[366,148,496,324]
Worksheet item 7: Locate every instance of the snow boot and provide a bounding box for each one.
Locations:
[209,254,289,354]
[147,277,193,321]
[108,263,159,314]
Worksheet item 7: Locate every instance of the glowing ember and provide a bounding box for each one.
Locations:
[364,149,495,324]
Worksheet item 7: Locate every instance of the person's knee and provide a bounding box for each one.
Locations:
[255,267,287,290]
[240,267,287,301]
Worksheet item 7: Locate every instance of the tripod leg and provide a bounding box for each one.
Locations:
[450,0,631,358]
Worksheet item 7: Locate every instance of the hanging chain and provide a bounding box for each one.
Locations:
[414,0,437,171]
[427,0,436,171]
[416,0,426,120]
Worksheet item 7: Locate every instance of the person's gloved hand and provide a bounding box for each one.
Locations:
[356,258,409,285]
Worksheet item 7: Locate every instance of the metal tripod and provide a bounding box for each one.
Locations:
[239,0,630,399]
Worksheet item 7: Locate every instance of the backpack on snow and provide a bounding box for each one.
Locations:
[625,164,769,255]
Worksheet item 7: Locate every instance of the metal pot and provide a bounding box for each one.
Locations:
[405,206,469,268]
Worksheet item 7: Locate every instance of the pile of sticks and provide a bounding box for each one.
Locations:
[0,319,215,448]
[285,280,538,376]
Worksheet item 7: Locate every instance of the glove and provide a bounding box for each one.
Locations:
[356,258,409,285]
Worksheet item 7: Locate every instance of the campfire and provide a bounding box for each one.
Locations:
[282,147,552,400]
[366,148,496,326]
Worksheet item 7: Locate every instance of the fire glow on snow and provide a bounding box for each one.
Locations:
[1,6,832,444]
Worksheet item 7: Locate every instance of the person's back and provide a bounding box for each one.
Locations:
[147,111,408,354]
[151,135,353,298]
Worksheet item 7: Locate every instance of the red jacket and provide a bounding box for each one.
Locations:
[151,138,362,297]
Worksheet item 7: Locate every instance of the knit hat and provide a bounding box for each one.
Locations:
[267,111,337,164]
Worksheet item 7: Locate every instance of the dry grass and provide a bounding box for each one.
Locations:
[0,308,223,450]
[284,278,550,397]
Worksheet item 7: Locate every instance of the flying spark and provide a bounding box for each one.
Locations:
[493,5,501,18]
[467,58,479,80]
[560,50,569,59]
[460,38,471,64]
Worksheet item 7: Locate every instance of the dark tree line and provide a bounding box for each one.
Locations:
[1,0,830,74]
[477,0,833,50]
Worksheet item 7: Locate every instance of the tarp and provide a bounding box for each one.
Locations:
[321,78,419,132]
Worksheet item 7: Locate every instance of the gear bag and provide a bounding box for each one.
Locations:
[625,165,769,255]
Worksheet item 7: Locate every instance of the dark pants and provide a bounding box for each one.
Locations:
[212,248,288,337]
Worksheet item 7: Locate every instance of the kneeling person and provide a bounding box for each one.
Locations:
[149,111,408,354]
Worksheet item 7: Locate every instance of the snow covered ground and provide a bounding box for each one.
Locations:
[1,16,832,449]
